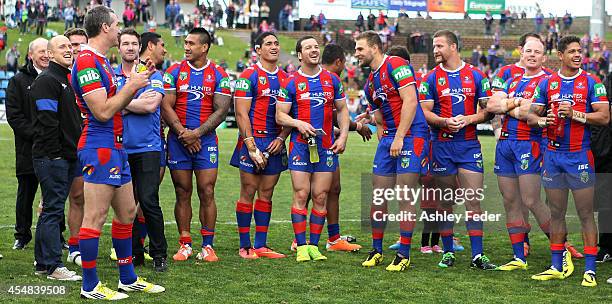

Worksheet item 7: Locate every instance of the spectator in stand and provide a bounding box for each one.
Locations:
[416,11,423,19]
[226,3,236,29]
[426,12,432,19]
[356,11,365,32]
[259,1,270,23]
[367,10,375,30]
[6,44,20,73]
[521,10,526,19]
[75,7,85,28]
[141,0,151,24]
[499,10,507,35]
[213,0,222,28]
[249,0,259,29]
[144,13,157,32]
[546,32,554,54]
[318,11,327,31]
[562,11,573,35]
[285,60,296,74]
[581,33,591,53]
[64,1,75,30]
[259,19,269,33]
[376,10,386,30]
[535,10,544,33]
[288,4,297,32]
[582,49,590,71]
[27,2,36,33]
[236,58,246,72]
[123,4,135,28]
[471,45,481,67]
[219,58,228,70]
[35,3,46,36]
[484,10,493,37]
[602,45,610,72]
[593,33,602,52]
[278,4,288,31]
[464,12,470,20]
[166,0,180,28]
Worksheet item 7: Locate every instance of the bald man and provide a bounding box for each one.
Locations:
[31,35,82,280]
[6,37,48,250]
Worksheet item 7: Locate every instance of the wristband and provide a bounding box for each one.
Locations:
[276,136,285,142]
[537,117,548,128]
[571,110,587,124]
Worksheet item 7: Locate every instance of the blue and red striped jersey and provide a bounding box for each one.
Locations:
[278,67,345,149]
[163,60,231,130]
[492,63,554,91]
[499,71,548,141]
[70,45,121,150]
[364,55,428,138]
[419,62,492,141]
[533,69,609,152]
[234,62,289,137]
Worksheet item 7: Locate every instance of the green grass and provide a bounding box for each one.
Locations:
[0,22,248,68]
[276,34,298,56]
[0,124,610,303]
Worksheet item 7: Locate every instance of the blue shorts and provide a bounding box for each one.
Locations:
[288,141,337,173]
[430,140,483,175]
[373,136,429,176]
[230,136,288,175]
[541,150,595,190]
[167,132,218,171]
[78,148,131,186]
[160,137,167,168]
[494,139,542,176]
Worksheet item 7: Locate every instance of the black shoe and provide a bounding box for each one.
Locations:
[12,239,26,250]
[132,253,145,267]
[470,254,497,270]
[596,250,612,263]
[153,257,168,272]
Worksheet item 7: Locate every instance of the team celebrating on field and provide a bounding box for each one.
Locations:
[7,4,612,300]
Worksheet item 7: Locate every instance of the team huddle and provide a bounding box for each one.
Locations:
[24,5,610,301]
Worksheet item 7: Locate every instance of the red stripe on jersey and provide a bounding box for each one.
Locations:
[460,68,477,140]
[253,71,270,137]
[77,101,89,150]
[200,68,215,126]
[176,63,190,127]
[296,76,310,144]
[546,74,562,150]
[587,150,594,167]
[320,72,334,148]
[569,74,588,152]
[434,69,451,141]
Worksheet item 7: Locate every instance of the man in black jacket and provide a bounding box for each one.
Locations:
[31,35,82,281]
[6,37,48,250]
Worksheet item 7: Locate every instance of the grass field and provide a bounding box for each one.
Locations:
[0,124,610,303]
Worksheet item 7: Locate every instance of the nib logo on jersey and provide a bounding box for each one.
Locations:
[77,68,101,86]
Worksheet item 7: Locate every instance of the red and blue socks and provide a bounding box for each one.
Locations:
[371,204,387,253]
[439,207,455,253]
[584,246,597,273]
[201,226,215,247]
[551,243,565,271]
[506,221,526,262]
[254,199,272,249]
[111,220,137,285]
[236,201,253,248]
[466,211,484,259]
[68,236,79,254]
[309,209,327,246]
[79,228,100,292]
[327,223,340,243]
[291,207,308,246]
[398,220,415,258]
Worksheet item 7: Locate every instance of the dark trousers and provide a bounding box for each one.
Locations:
[14,173,39,244]
[128,151,167,259]
[33,158,76,273]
